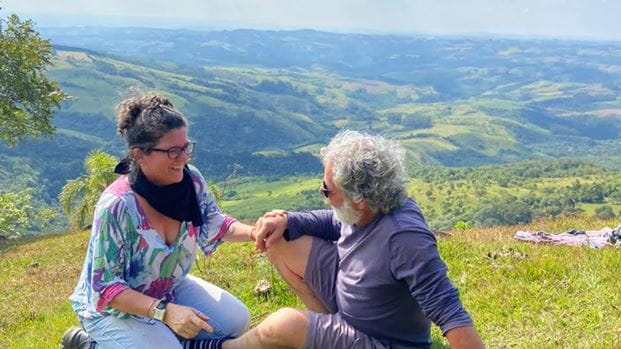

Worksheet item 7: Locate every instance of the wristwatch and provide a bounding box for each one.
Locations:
[153,300,168,321]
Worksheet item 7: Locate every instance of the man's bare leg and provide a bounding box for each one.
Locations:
[266,236,329,313]
[223,308,308,349]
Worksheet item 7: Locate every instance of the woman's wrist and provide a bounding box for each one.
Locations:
[147,298,159,318]
[249,227,256,241]
[238,222,255,241]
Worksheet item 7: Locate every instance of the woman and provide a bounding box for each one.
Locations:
[63,94,254,349]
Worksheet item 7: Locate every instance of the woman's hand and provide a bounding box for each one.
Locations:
[163,303,213,339]
[254,210,288,252]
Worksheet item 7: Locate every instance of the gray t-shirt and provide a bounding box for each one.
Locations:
[286,199,473,347]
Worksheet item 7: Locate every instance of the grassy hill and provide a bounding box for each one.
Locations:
[1,215,619,348]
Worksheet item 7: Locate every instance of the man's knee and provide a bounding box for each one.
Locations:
[256,308,308,348]
[265,236,289,262]
[266,236,313,274]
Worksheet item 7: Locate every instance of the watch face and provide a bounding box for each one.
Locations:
[153,307,165,321]
[153,301,166,321]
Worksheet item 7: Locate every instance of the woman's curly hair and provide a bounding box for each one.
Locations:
[116,94,187,150]
[115,93,188,183]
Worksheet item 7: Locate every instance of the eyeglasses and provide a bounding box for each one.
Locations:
[150,141,196,159]
[319,180,331,198]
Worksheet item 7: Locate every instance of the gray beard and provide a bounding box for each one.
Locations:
[332,198,362,225]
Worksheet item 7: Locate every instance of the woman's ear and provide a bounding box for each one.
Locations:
[131,148,143,165]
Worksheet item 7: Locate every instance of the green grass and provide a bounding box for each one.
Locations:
[219,177,325,220]
[578,203,621,215]
[437,216,621,348]
[0,231,302,348]
[1,215,620,348]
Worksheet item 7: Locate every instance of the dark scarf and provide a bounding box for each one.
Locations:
[114,159,204,227]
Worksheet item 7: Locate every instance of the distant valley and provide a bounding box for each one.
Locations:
[1,28,620,202]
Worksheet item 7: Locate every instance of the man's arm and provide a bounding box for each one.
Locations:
[253,209,340,251]
[389,230,484,347]
[285,210,341,241]
[445,326,485,349]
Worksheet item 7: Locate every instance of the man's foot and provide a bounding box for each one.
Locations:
[61,327,95,349]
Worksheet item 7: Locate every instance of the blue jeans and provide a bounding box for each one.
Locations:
[80,275,250,348]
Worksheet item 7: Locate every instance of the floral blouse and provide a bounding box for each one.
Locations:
[70,164,235,320]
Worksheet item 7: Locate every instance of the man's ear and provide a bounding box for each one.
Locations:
[352,198,368,211]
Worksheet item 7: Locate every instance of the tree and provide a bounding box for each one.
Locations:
[58,150,119,231]
[594,205,615,220]
[0,189,32,237]
[579,183,605,203]
[0,10,69,145]
[608,189,621,204]
[472,195,532,227]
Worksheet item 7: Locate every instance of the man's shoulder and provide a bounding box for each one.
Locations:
[380,200,439,257]
[387,198,429,231]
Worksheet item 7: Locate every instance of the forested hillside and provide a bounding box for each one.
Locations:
[2,30,621,189]
[1,28,620,235]
[219,159,621,230]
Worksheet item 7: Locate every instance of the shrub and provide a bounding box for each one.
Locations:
[594,205,615,220]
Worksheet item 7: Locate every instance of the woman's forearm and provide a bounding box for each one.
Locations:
[108,288,160,318]
[221,221,254,242]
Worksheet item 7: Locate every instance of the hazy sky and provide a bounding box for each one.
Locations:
[2,0,619,40]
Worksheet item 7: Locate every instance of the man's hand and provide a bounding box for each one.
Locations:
[445,326,485,349]
[164,303,213,339]
[254,210,288,252]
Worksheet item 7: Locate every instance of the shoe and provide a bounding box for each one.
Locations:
[61,327,95,349]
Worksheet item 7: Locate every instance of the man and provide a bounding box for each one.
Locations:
[223,130,484,349]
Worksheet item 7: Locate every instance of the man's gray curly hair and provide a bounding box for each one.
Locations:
[320,130,407,214]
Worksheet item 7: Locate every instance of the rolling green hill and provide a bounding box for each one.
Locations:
[2,36,621,202]
[39,28,621,99]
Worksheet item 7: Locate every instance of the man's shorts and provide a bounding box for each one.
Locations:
[303,237,390,349]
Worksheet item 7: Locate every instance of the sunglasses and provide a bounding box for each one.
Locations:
[319,180,332,198]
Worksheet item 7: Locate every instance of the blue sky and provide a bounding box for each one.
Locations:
[2,0,619,40]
